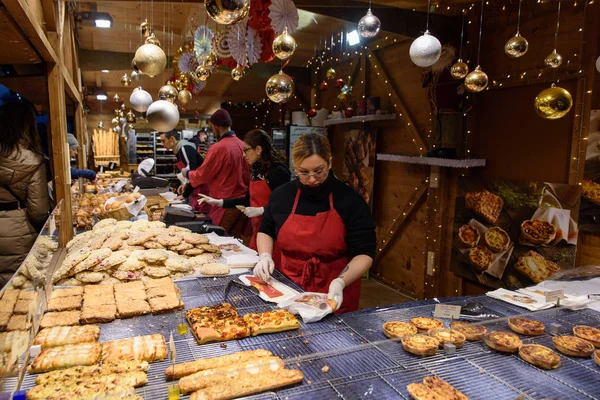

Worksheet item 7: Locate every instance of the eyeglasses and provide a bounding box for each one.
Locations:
[295,168,327,180]
[243,147,254,154]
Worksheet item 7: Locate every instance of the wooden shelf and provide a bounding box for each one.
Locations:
[377,154,487,168]
[323,113,397,126]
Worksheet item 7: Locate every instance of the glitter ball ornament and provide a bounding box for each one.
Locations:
[121,74,131,87]
[504,32,529,58]
[272,28,297,61]
[177,89,192,105]
[265,71,295,104]
[129,87,153,113]
[195,65,211,81]
[544,50,563,69]
[319,81,328,91]
[358,8,381,39]
[205,0,250,25]
[231,66,244,81]
[450,60,469,80]
[134,44,167,78]
[146,100,180,132]
[345,107,354,118]
[326,68,336,80]
[464,65,488,93]
[158,84,178,103]
[409,31,442,68]
[534,84,573,120]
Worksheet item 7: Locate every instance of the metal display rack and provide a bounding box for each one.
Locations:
[17,270,600,399]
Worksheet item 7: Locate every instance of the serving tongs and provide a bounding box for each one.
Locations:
[223,280,260,302]
[457,302,500,321]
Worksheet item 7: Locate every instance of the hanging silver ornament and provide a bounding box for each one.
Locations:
[130,70,142,82]
[111,117,119,126]
[114,126,122,134]
[205,0,250,25]
[140,19,151,38]
[409,31,442,68]
[450,59,469,80]
[358,8,381,39]
[231,66,244,81]
[113,94,121,103]
[129,87,153,113]
[146,99,180,132]
[544,49,562,69]
[265,70,294,104]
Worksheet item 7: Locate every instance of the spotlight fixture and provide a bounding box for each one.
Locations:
[75,12,113,29]
[347,30,360,46]
[94,89,108,101]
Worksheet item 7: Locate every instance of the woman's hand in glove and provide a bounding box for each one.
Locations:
[254,253,275,282]
[242,207,264,218]
[327,278,345,311]
[198,194,223,207]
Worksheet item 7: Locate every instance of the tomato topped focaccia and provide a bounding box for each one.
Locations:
[458,225,480,248]
[484,227,510,253]
[468,246,493,272]
[573,325,600,348]
[519,344,561,370]
[508,318,545,336]
[521,219,557,245]
[410,317,443,332]
[243,310,300,336]
[485,331,522,353]
[383,321,418,339]
[450,321,487,341]
[552,336,595,357]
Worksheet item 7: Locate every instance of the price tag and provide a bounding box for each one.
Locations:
[433,304,462,319]
[544,289,564,303]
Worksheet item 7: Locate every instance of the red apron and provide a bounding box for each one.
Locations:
[277,189,360,314]
[249,177,281,266]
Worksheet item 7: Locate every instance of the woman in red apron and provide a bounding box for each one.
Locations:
[198,130,290,262]
[254,134,376,314]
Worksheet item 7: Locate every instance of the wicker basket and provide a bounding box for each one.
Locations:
[144,196,171,221]
[96,206,133,221]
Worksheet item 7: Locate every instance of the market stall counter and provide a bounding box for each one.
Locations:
[12,268,600,400]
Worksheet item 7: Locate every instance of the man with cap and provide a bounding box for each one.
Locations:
[68,133,97,181]
[184,109,249,237]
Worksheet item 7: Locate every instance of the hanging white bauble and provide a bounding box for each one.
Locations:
[409,30,442,68]
[130,70,142,81]
[146,100,180,132]
[129,87,153,113]
[596,55,600,73]
[358,8,380,39]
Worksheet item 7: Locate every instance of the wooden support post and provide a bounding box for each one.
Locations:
[47,63,73,246]
[75,103,87,169]
[367,50,429,155]
[374,180,429,266]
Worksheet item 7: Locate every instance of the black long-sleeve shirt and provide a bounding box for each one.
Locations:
[222,162,290,208]
[259,172,376,259]
[176,140,203,198]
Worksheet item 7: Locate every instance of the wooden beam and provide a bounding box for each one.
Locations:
[40,0,56,31]
[75,103,87,169]
[374,180,428,266]
[368,50,429,154]
[47,63,73,246]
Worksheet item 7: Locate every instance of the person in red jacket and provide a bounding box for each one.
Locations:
[183,109,250,237]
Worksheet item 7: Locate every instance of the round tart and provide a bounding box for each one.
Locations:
[458,225,480,248]
[573,325,600,348]
[508,318,545,336]
[552,336,595,357]
[485,331,522,353]
[519,344,561,370]
[521,219,557,245]
[484,227,510,253]
[428,328,466,349]
[595,350,600,367]
[410,317,443,332]
[451,321,487,341]
[401,335,439,356]
[468,246,493,272]
[382,321,418,339]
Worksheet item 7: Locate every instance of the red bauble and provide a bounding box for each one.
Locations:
[336,78,345,88]
[307,108,317,118]
[345,107,354,118]
[319,81,328,91]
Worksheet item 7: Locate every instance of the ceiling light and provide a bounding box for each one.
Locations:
[94,88,108,101]
[75,12,113,29]
[347,30,360,46]
[101,70,110,73]
[95,19,112,28]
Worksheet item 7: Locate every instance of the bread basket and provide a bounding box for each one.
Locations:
[96,205,133,221]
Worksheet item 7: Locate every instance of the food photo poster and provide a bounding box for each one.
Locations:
[580,109,600,232]
[450,178,580,290]
[342,128,377,208]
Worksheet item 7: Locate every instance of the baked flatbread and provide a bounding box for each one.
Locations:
[102,334,167,363]
[28,342,102,373]
[165,349,273,379]
[515,250,560,283]
[50,287,83,300]
[47,295,82,312]
[243,310,300,336]
[34,325,100,348]
[80,305,117,324]
[40,311,81,328]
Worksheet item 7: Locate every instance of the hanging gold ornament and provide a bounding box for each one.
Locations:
[205,0,250,25]
[145,33,161,47]
[114,109,120,117]
[450,59,469,80]
[464,65,488,92]
[120,103,126,110]
[126,110,136,123]
[326,68,336,80]
[111,117,119,125]
[158,84,178,103]
[134,44,167,78]
[98,121,104,129]
[265,70,294,103]
[128,124,135,130]
[174,79,185,91]
[534,84,573,120]
[504,32,529,58]
[118,109,125,118]
[189,71,201,84]
[195,65,211,81]
[231,66,244,81]
[544,50,562,69]
[204,53,217,67]
[113,94,121,103]
[272,28,297,61]
[140,19,151,38]
[121,74,132,87]
[177,89,192,105]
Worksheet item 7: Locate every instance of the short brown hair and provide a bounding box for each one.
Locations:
[291,133,331,168]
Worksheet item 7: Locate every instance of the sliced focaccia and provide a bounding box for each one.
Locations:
[242,310,300,336]
[35,360,149,385]
[28,342,102,373]
[101,334,167,363]
[34,325,100,348]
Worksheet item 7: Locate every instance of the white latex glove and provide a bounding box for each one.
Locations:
[198,194,223,207]
[254,253,275,282]
[242,206,264,218]
[327,278,345,311]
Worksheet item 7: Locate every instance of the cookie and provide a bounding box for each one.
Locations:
[198,244,219,253]
[141,250,169,263]
[93,219,118,231]
[182,233,209,245]
[170,242,193,252]
[93,252,128,272]
[199,263,229,276]
[102,232,129,251]
[183,248,205,256]
[169,226,191,233]
[117,257,147,272]
[157,234,183,247]
[143,241,165,250]
[165,258,191,272]
[75,272,107,284]
[143,266,171,278]
[70,248,112,276]
[112,270,143,281]
[127,232,156,246]
[148,221,167,229]
[187,254,220,266]
[115,221,133,230]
